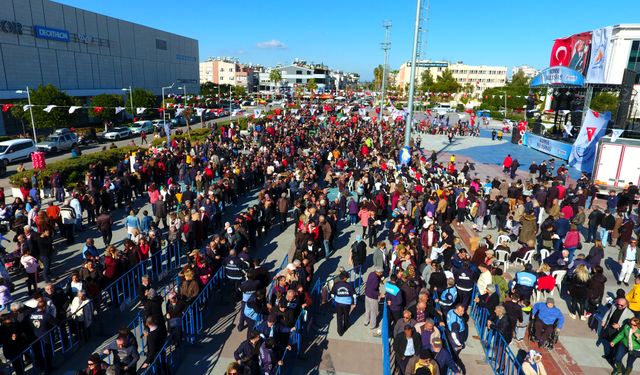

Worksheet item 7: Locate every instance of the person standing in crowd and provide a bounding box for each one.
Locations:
[277,192,289,233]
[601,298,635,365]
[393,325,421,375]
[618,239,639,286]
[60,199,76,244]
[609,317,640,374]
[364,267,384,332]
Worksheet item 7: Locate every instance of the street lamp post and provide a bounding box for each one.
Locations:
[378,21,392,148]
[162,83,175,126]
[15,87,37,142]
[177,85,187,122]
[122,86,134,119]
[404,0,423,147]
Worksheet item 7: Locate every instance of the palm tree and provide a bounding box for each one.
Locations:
[373,65,384,91]
[269,69,282,93]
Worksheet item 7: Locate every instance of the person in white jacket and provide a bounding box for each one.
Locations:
[20,249,39,295]
[476,263,493,297]
[68,291,93,341]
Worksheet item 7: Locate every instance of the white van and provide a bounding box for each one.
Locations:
[0,139,37,166]
[433,104,454,115]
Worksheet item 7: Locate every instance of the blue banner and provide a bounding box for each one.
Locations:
[569,109,611,172]
[523,133,573,160]
[530,66,585,87]
[34,26,69,42]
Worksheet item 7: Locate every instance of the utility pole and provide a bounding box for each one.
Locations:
[404,0,423,147]
[378,21,392,148]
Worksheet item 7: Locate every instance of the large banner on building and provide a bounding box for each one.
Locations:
[568,109,611,172]
[550,32,592,76]
[586,27,613,84]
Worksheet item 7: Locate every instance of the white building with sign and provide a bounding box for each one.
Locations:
[396,60,507,95]
[0,0,199,99]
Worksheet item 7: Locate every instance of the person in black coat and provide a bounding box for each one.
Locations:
[487,305,513,344]
[234,331,262,374]
[393,326,422,375]
[141,289,165,326]
[141,316,167,370]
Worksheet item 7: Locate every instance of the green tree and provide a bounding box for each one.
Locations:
[233,85,247,98]
[419,69,434,94]
[306,78,318,92]
[126,88,156,116]
[373,65,384,90]
[590,92,618,118]
[28,84,79,129]
[10,102,29,135]
[200,82,216,96]
[509,70,530,88]
[91,94,123,122]
[269,69,282,91]
[432,69,460,93]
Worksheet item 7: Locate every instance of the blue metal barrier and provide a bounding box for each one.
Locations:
[266,254,289,299]
[469,287,522,374]
[274,308,307,375]
[310,266,363,310]
[140,337,182,375]
[381,302,392,375]
[181,266,226,342]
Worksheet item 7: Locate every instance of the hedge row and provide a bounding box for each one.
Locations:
[10,146,138,188]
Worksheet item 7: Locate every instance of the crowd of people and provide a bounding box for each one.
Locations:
[0,98,639,375]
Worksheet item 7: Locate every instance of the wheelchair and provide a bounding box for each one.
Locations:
[528,313,560,350]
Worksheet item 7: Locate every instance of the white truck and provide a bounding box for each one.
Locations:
[592,137,640,192]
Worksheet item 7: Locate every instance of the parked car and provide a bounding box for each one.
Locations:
[129,120,154,135]
[152,119,172,130]
[37,131,78,153]
[103,127,132,141]
[171,116,186,127]
[0,139,37,167]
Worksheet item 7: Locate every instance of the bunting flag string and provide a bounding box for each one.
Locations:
[136,107,146,115]
[43,105,57,113]
[23,104,32,111]
[2,104,14,112]
[611,129,624,142]
[115,106,125,115]
[68,106,82,114]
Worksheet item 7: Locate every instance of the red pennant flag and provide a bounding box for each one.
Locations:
[426,109,432,116]
[93,106,104,114]
[591,110,599,118]
[2,104,14,112]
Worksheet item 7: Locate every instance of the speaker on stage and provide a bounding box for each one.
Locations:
[616,69,638,128]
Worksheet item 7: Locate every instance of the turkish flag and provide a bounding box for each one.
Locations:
[274,108,281,116]
[550,37,572,67]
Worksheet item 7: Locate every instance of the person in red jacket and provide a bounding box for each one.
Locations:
[503,154,513,173]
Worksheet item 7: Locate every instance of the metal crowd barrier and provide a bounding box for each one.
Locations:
[381,302,392,375]
[309,266,363,311]
[181,266,226,343]
[105,241,182,307]
[3,241,183,374]
[274,308,307,375]
[469,287,521,375]
[266,254,290,300]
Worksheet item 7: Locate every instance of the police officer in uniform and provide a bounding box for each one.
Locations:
[224,249,247,300]
[513,264,537,300]
[330,271,357,336]
[29,299,55,373]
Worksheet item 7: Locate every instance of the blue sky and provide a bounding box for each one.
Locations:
[57,0,640,80]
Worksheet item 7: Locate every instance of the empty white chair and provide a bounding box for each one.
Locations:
[551,270,567,296]
[539,249,550,264]
[514,249,536,267]
[494,250,510,272]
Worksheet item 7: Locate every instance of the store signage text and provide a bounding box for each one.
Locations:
[0,20,23,35]
[34,25,70,42]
